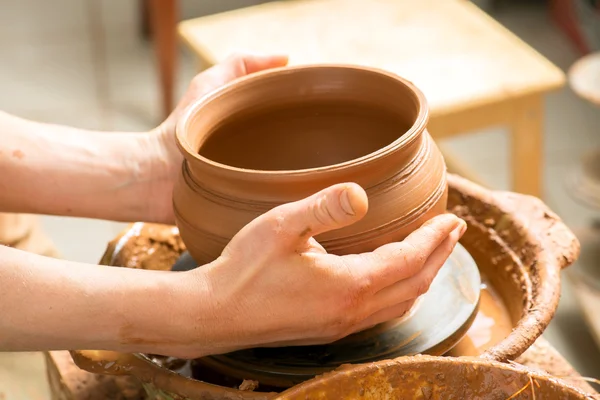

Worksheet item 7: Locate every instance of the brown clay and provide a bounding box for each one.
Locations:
[277,356,594,399]
[100,222,186,271]
[447,278,513,357]
[173,65,448,264]
[447,175,580,362]
[71,174,581,399]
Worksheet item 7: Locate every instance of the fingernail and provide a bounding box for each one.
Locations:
[458,220,467,237]
[340,187,355,216]
[423,213,456,228]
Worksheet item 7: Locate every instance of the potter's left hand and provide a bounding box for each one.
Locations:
[146,53,288,223]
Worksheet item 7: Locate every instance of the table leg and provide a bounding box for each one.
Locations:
[148,0,178,118]
[510,95,544,198]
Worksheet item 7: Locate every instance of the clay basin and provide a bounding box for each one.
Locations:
[173,64,448,265]
[71,174,579,399]
[279,356,592,399]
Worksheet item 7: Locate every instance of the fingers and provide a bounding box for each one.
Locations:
[196,52,289,90]
[167,52,289,127]
[231,53,290,75]
[353,214,464,291]
[256,183,369,245]
[373,224,464,309]
[352,300,414,334]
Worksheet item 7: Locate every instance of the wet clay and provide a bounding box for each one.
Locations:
[447,280,513,357]
[173,65,447,265]
[100,222,186,271]
[447,174,580,362]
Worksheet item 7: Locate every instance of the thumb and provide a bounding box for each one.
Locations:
[274,183,369,242]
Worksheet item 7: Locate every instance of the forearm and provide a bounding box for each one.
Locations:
[0,245,207,354]
[0,111,164,222]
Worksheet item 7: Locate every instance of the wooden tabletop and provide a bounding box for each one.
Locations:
[179,0,565,117]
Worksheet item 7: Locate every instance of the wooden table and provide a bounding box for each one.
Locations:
[178,0,565,198]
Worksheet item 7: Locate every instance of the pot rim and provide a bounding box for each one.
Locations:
[175,64,430,177]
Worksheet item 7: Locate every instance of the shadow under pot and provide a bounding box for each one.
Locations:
[173,65,447,263]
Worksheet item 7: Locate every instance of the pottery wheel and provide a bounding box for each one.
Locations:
[171,243,481,387]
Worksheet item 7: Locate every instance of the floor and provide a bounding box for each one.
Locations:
[0,0,599,398]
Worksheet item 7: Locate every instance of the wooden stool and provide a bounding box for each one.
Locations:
[177,0,565,198]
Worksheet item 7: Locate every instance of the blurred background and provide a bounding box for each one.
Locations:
[0,0,599,398]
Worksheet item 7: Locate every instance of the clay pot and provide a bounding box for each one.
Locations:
[71,174,580,400]
[278,356,592,399]
[173,65,447,264]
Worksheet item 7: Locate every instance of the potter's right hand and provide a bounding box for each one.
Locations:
[175,183,466,358]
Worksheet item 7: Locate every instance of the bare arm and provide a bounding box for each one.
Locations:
[0,55,290,223]
[0,54,461,357]
[0,111,165,222]
[0,244,202,354]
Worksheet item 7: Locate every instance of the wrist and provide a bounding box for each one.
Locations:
[110,267,218,358]
[107,268,188,354]
[134,128,182,224]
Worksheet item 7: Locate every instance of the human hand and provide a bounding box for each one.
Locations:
[145,53,288,223]
[171,183,466,358]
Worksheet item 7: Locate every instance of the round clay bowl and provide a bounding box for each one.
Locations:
[173,64,448,264]
[71,175,580,400]
[277,355,592,399]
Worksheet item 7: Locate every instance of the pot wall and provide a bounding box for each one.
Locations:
[173,65,447,264]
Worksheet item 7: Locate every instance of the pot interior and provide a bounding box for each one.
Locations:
[188,67,421,171]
